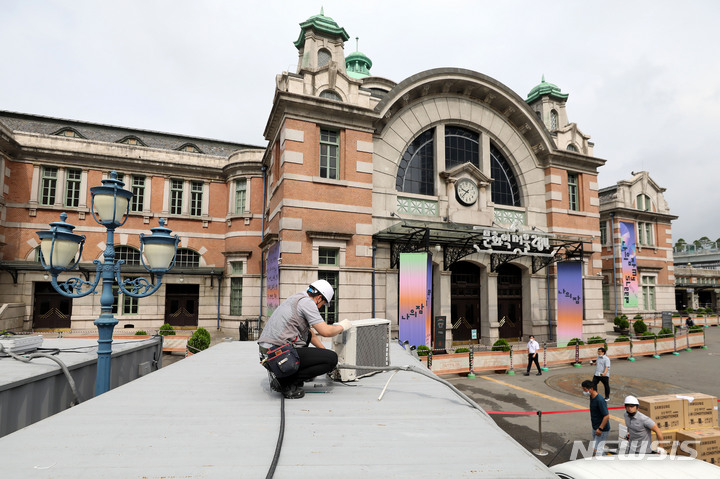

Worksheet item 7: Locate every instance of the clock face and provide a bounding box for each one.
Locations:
[456,178,478,206]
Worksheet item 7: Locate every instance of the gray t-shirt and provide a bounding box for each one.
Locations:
[594,355,611,377]
[258,292,324,348]
[625,411,656,454]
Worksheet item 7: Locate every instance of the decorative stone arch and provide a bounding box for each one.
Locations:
[372,73,550,210]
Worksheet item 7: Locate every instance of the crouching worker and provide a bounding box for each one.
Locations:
[258,280,352,399]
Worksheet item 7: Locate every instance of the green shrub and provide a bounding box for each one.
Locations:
[567,337,584,346]
[689,325,704,332]
[587,336,605,344]
[633,319,648,335]
[491,339,510,352]
[658,327,673,337]
[415,344,431,356]
[614,335,631,342]
[685,307,694,314]
[641,331,656,339]
[454,347,470,353]
[621,314,628,320]
[672,312,681,317]
[633,314,643,320]
[187,327,211,353]
[614,316,630,329]
[158,323,176,336]
[135,330,148,336]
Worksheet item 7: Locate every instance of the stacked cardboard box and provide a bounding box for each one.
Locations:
[638,393,720,465]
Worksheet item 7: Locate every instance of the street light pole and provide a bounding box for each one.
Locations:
[37,171,178,396]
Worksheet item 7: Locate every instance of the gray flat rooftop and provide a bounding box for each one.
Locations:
[0,341,555,478]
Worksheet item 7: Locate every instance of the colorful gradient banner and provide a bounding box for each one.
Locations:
[266,243,281,317]
[556,261,583,347]
[620,221,638,307]
[399,252,431,348]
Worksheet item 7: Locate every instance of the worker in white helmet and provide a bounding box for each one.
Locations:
[624,395,664,454]
[258,279,353,399]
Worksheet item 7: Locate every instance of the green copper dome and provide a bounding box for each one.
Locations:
[294,8,350,50]
[526,75,569,103]
[346,38,372,79]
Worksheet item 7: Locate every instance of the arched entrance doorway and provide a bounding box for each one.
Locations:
[450,261,481,343]
[497,263,522,340]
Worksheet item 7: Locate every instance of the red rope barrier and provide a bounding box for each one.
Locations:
[486,406,626,415]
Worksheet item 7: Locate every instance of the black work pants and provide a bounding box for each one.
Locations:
[526,353,541,373]
[592,375,610,399]
[279,347,338,387]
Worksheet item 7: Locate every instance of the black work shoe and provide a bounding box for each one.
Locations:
[523,372,530,376]
[268,372,282,392]
[282,384,305,399]
[536,372,542,376]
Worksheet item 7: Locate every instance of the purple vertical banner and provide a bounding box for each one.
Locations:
[556,261,583,347]
[620,221,638,307]
[399,252,430,348]
[426,255,433,347]
[266,243,280,317]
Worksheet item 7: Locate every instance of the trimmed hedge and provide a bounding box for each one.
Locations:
[491,339,510,352]
[159,323,176,336]
[187,327,211,353]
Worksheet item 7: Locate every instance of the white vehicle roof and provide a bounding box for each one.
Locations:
[550,455,720,479]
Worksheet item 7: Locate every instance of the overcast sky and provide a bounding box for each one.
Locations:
[2,1,718,244]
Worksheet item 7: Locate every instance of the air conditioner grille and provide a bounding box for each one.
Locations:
[355,323,389,369]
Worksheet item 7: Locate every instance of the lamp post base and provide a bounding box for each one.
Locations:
[94,313,118,396]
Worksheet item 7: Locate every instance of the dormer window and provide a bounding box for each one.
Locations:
[636,194,652,211]
[118,136,146,146]
[318,48,332,68]
[177,143,202,153]
[566,144,578,152]
[53,127,84,138]
[319,90,342,101]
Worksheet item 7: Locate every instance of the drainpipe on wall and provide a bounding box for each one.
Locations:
[216,272,222,330]
[372,245,377,317]
[610,212,618,318]
[258,166,267,330]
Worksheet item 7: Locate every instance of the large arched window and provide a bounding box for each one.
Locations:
[445,126,479,169]
[115,246,142,265]
[396,128,435,196]
[175,248,201,267]
[490,144,520,206]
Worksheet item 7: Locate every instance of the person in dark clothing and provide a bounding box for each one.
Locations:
[581,380,610,456]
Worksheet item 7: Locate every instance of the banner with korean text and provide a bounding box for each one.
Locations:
[266,242,281,317]
[620,221,638,307]
[399,252,431,348]
[557,261,583,347]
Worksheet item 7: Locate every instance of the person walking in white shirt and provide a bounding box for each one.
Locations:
[524,335,542,376]
[592,347,611,400]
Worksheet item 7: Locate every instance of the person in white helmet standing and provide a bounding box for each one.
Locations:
[624,395,664,454]
[258,280,353,399]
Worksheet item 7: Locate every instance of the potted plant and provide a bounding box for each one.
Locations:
[187,327,211,354]
[614,316,630,334]
[633,319,648,336]
[415,344,431,356]
[158,323,176,336]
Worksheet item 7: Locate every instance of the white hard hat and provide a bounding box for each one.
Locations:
[309,279,334,302]
[624,395,639,406]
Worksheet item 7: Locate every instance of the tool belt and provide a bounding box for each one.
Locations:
[261,342,300,378]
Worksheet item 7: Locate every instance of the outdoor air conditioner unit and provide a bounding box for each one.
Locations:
[332,318,391,382]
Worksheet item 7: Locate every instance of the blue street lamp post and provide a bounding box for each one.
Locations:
[37,171,178,396]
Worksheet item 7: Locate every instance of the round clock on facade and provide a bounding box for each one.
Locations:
[455,178,478,206]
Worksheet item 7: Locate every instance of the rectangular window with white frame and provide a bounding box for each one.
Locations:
[235,179,247,214]
[641,275,656,310]
[567,173,579,211]
[65,168,81,208]
[637,222,654,246]
[319,129,339,180]
[130,176,146,213]
[190,181,203,216]
[170,179,183,215]
[230,261,243,316]
[41,166,58,206]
